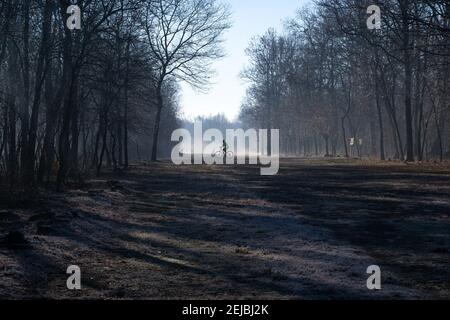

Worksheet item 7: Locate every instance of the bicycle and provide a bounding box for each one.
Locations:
[212,149,234,159]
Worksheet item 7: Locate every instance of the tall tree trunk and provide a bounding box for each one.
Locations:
[56,1,74,190]
[38,61,60,183]
[117,123,123,166]
[20,0,31,180]
[6,32,20,188]
[151,83,163,161]
[70,80,80,178]
[97,109,109,176]
[7,95,17,188]
[342,117,348,158]
[401,0,414,162]
[323,134,329,156]
[314,134,318,157]
[123,40,131,169]
[375,78,385,160]
[24,0,53,185]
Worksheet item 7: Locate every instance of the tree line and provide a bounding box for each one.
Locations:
[0,0,230,192]
[240,0,449,161]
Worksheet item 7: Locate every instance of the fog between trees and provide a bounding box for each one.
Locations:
[239,0,449,161]
[0,0,449,195]
[0,0,230,192]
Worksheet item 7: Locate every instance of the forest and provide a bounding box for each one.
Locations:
[240,0,449,161]
[0,0,229,193]
[0,0,449,301]
[1,0,449,194]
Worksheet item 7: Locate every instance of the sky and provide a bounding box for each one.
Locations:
[180,0,310,122]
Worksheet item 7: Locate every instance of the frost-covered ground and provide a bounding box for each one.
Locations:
[1,159,449,299]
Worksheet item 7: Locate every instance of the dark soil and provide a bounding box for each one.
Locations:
[1,158,449,299]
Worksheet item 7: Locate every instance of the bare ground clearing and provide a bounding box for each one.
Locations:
[1,158,449,299]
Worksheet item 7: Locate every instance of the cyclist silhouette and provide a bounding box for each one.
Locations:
[222,139,229,154]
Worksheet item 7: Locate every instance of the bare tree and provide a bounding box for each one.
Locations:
[240,0,449,161]
[141,0,231,161]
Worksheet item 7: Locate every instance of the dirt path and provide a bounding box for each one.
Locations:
[1,159,449,299]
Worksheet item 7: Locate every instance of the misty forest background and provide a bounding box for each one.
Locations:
[0,0,449,195]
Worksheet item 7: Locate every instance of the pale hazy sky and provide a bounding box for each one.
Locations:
[180,0,310,121]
